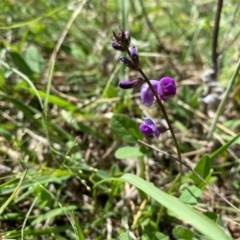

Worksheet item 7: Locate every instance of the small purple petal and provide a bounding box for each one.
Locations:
[144,118,160,137]
[139,124,154,135]
[130,46,139,64]
[157,77,176,102]
[139,118,160,138]
[140,80,159,106]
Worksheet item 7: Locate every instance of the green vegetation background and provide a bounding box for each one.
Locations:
[0,0,239,239]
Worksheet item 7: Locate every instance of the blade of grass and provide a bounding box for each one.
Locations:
[73,214,86,240]
[0,3,68,30]
[94,174,231,240]
[43,0,87,114]
[0,169,28,215]
[120,173,231,240]
[209,132,240,164]
[0,60,43,110]
[208,58,240,138]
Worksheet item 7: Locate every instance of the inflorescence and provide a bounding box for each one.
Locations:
[111,28,176,138]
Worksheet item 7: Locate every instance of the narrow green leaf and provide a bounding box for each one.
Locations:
[120,173,231,240]
[20,86,80,112]
[0,68,5,88]
[0,169,28,215]
[73,215,86,240]
[209,133,240,164]
[115,146,144,159]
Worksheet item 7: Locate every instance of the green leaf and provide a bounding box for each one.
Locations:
[0,68,5,88]
[111,114,141,143]
[223,119,240,130]
[119,173,230,240]
[209,133,240,164]
[115,146,144,159]
[204,211,218,222]
[34,184,53,209]
[8,52,33,77]
[154,232,168,240]
[179,186,202,205]
[173,226,194,240]
[118,232,131,240]
[190,155,211,187]
[25,46,44,74]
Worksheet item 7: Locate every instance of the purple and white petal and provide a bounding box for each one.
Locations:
[140,80,159,106]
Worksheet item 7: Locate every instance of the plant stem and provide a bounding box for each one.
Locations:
[211,0,223,78]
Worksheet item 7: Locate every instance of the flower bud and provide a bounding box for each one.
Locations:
[113,28,125,43]
[118,78,144,89]
[120,56,136,69]
[130,46,139,65]
[111,42,125,51]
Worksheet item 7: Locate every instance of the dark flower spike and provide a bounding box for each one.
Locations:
[130,46,139,65]
[139,118,160,138]
[157,77,176,102]
[120,56,136,69]
[111,42,125,51]
[118,78,144,89]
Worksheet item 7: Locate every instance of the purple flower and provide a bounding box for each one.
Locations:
[139,118,160,137]
[140,77,176,106]
[157,77,176,102]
